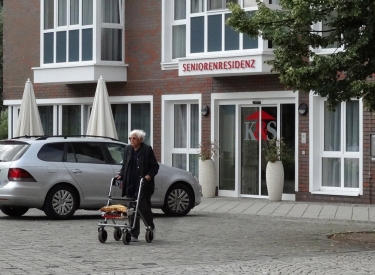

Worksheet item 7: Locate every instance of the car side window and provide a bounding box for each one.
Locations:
[68,142,106,164]
[0,141,30,162]
[105,143,126,164]
[66,143,77,162]
[38,143,65,162]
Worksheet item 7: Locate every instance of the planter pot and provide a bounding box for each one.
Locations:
[265,161,284,201]
[199,159,216,198]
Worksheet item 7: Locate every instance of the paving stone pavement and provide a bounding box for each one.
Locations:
[194,197,375,222]
[1,197,375,274]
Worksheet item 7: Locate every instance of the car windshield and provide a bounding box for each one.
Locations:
[0,141,30,162]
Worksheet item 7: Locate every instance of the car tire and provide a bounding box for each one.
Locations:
[43,185,78,220]
[0,206,29,217]
[161,183,193,216]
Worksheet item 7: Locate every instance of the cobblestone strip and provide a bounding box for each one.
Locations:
[92,250,375,275]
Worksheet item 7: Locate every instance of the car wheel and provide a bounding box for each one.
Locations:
[0,206,29,217]
[162,183,193,216]
[44,185,78,220]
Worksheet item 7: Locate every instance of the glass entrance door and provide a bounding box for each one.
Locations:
[218,102,295,198]
[240,104,295,197]
[241,106,277,196]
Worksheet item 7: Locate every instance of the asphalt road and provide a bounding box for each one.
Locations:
[1,208,375,275]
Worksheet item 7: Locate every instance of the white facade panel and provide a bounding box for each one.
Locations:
[33,65,128,84]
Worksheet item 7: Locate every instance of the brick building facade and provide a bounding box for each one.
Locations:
[3,0,374,204]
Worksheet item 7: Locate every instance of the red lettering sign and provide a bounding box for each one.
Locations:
[182,59,256,72]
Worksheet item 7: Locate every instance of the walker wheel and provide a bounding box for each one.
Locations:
[114,227,122,241]
[123,230,131,245]
[98,228,108,243]
[145,229,154,243]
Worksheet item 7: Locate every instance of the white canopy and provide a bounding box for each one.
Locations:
[86,76,118,139]
[14,79,44,137]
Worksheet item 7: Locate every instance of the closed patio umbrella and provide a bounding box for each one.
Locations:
[86,76,118,139]
[14,79,44,137]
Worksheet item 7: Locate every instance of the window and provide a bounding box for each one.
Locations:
[322,100,359,188]
[312,10,341,54]
[101,0,123,61]
[41,0,124,65]
[38,143,65,162]
[162,95,200,175]
[169,0,259,60]
[172,0,187,59]
[311,96,361,194]
[322,11,338,49]
[190,5,258,54]
[43,0,94,64]
[39,106,54,136]
[62,105,81,135]
[68,142,106,164]
[112,103,151,144]
[9,98,152,144]
[0,142,30,162]
[105,143,126,164]
[208,0,238,10]
[172,103,199,176]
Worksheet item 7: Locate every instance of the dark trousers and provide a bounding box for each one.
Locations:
[127,193,155,238]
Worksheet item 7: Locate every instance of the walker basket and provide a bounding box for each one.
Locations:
[100,204,128,219]
[101,212,126,219]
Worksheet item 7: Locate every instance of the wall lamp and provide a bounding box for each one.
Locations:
[298,103,308,116]
[201,105,210,116]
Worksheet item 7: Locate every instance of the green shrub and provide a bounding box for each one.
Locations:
[198,140,219,161]
[264,137,293,163]
[0,109,8,139]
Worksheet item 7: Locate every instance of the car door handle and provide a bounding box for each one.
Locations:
[72,169,82,173]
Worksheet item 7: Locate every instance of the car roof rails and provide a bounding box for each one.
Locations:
[34,135,119,141]
[12,135,48,139]
[12,135,119,141]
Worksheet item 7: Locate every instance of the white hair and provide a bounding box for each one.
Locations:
[129,129,146,140]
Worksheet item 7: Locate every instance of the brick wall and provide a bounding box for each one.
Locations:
[297,92,309,194]
[360,110,375,204]
[3,0,40,98]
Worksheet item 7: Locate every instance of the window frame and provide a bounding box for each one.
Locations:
[7,95,154,146]
[161,94,202,171]
[103,142,126,165]
[311,12,344,55]
[171,101,200,176]
[110,102,152,144]
[37,142,66,162]
[67,142,107,164]
[162,0,275,68]
[310,94,363,196]
[99,0,125,62]
[187,2,261,57]
[40,0,125,67]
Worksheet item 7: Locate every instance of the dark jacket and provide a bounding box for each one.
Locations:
[119,143,159,197]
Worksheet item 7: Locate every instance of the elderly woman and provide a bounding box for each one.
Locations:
[116,129,159,242]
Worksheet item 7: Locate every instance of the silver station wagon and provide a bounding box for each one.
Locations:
[0,136,201,219]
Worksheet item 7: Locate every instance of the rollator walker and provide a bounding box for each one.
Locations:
[97,177,154,245]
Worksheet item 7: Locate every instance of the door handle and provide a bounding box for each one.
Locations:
[72,169,82,173]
